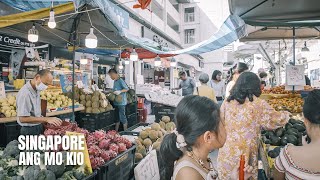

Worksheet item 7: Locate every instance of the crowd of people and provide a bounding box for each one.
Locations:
[160,62,319,180]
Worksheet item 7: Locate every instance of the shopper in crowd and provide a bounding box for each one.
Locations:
[159,95,254,180]
[209,70,225,105]
[305,75,311,86]
[225,62,248,98]
[194,73,217,103]
[173,71,196,96]
[217,72,290,180]
[108,69,129,131]
[274,89,320,180]
[17,69,62,135]
[259,71,268,90]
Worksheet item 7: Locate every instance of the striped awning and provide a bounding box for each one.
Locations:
[1,0,247,55]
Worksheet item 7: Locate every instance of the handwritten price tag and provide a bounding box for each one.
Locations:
[286,65,306,86]
[134,150,160,180]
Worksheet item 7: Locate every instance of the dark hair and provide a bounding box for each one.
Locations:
[108,69,118,74]
[259,72,268,79]
[305,75,311,86]
[227,72,262,104]
[212,70,222,81]
[303,90,320,124]
[227,62,249,83]
[178,71,186,76]
[36,69,52,77]
[159,96,220,180]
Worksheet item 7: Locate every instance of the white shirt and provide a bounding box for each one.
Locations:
[105,74,114,88]
[225,80,235,98]
[209,80,225,97]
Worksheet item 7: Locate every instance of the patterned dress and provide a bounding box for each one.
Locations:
[217,97,290,180]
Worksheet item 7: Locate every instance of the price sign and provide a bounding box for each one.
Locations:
[134,150,160,180]
[0,81,5,99]
[60,73,88,93]
[286,65,306,86]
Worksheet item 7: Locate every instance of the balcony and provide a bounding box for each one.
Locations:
[166,1,180,24]
[166,26,181,43]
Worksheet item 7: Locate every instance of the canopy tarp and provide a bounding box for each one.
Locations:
[1,0,71,11]
[229,0,320,27]
[0,2,74,28]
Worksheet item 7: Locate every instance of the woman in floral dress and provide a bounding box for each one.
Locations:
[217,72,290,180]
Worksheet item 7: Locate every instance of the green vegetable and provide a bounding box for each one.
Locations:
[287,135,298,145]
[61,171,77,180]
[270,136,281,146]
[36,170,56,180]
[47,164,65,178]
[293,124,306,132]
[2,145,20,158]
[24,166,41,180]
[289,119,299,124]
[73,166,86,180]
[275,128,285,137]
[285,123,293,130]
[11,176,24,180]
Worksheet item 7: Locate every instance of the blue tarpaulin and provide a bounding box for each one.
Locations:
[2,0,247,55]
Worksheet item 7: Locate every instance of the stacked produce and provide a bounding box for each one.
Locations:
[267,96,303,113]
[262,86,297,94]
[135,116,176,162]
[106,89,136,104]
[261,118,306,158]
[0,95,17,118]
[0,140,88,180]
[43,122,133,170]
[86,130,132,169]
[40,91,80,109]
[75,88,113,114]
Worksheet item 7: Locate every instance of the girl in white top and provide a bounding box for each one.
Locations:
[225,62,249,98]
[209,70,225,102]
[274,90,320,180]
[158,95,253,180]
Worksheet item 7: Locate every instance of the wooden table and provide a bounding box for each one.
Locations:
[0,106,85,123]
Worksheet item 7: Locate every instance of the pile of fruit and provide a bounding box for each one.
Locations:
[76,89,113,114]
[107,89,136,104]
[40,91,80,109]
[262,119,306,158]
[44,122,133,170]
[0,140,90,180]
[0,96,17,118]
[267,97,303,113]
[262,86,297,94]
[135,116,176,162]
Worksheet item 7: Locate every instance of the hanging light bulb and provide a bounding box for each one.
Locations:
[130,48,138,61]
[170,57,177,67]
[301,41,310,52]
[124,58,130,65]
[154,54,161,67]
[85,27,97,48]
[80,54,88,65]
[48,9,56,29]
[28,24,39,42]
[119,59,124,70]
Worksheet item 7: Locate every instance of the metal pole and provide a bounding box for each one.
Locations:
[292,27,296,92]
[293,27,296,65]
[71,31,76,121]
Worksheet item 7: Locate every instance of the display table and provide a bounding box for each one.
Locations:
[0,106,85,123]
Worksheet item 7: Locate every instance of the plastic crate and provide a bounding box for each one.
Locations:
[154,105,176,123]
[127,113,138,128]
[83,170,98,180]
[126,102,137,116]
[76,110,115,132]
[99,145,136,180]
[0,122,21,147]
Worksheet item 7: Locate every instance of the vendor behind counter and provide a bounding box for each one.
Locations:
[16,69,62,135]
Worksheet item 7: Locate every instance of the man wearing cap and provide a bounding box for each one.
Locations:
[16,69,62,135]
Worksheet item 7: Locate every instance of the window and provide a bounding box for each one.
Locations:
[185,29,195,44]
[184,7,195,22]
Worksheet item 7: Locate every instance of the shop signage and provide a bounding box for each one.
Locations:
[143,27,175,50]
[286,65,305,86]
[134,150,160,180]
[0,81,5,99]
[0,33,43,47]
[60,73,88,93]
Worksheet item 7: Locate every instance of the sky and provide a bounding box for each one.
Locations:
[197,0,230,27]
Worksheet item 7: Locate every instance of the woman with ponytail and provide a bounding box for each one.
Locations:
[217,72,290,180]
[159,95,254,180]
